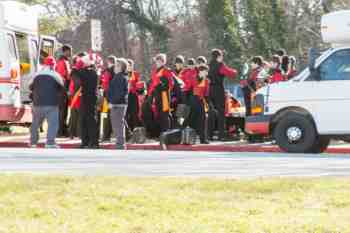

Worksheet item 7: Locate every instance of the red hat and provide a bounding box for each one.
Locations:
[74,58,85,70]
[44,56,56,67]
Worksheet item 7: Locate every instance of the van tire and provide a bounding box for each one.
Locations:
[311,137,330,154]
[273,112,317,153]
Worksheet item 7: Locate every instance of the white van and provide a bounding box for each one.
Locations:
[0,1,57,124]
[245,10,350,153]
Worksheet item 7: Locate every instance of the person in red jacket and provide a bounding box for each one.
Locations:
[241,56,264,116]
[99,55,117,141]
[148,54,175,133]
[189,64,210,144]
[174,55,185,76]
[136,81,146,124]
[126,59,141,132]
[179,58,198,127]
[173,55,195,105]
[56,45,72,137]
[187,58,196,69]
[196,56,208,66]
[208,49,237,141]
[287,56,298,80]
[100,56,117,93]
[68,53,85,139]
[182,58,198,96]
[281,55,290,80]
[269,55,284,84]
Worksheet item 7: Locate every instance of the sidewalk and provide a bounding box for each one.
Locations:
[1,134,350,154]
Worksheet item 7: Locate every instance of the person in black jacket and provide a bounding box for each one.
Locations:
[208,49,237,141]
[108,58,129,150]
[79,55,99,149]
[29,56,64,148]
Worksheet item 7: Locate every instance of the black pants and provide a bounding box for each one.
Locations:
[209,85,225,139]
[127,93,139,132]
[242,86,252,117]
[80,96,98,146]
[58,93,68,136]
[207,108,217,139]
[226,117,245,136]
[69,108,80,138]
[182,91,192,128]
[189,96,208,142]
[154,92,170,133]
[142,97,160,138]
[101,112,112,140]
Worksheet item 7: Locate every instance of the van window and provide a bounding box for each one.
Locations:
[16,34,31,75]
[39,39,55,65]
[16,34,30,64]
[6,34,17,60]
[30,39,38,67]
[319,49,350,81]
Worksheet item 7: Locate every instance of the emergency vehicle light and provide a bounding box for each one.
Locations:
[252,106,263,115]
[10,68,17,80]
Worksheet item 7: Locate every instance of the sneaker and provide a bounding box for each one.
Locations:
[45,144,60,149]
[101,138,111,142]
[116,144,126,150]
[29,144,37,148]
[200,140,210,145]
[89,144,100,149]
[79,144,89,149]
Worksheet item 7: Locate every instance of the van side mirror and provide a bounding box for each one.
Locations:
[308,48,319,71]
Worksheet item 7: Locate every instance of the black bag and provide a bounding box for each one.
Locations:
[160,129,182,150]
[181,127,197,145]
[132,127,147,144]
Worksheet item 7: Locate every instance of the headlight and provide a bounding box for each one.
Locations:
[251,94,264,115]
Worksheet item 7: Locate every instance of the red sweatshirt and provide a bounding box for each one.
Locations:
[148,66,175,96]
[128,71,141,94]
[192,78,209,99]
[56,57,71,83]
[269,69,284,83]
[100,69,113,92]
[179,68,197,92]
[219,63,237,79]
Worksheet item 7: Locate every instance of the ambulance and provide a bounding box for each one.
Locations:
[0,1,57,125]
[245,10,350,153]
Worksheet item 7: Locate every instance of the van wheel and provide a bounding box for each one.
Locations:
[273,112,317,153]
[311,137,330,154]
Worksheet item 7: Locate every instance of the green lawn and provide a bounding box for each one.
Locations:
[0,175,349,233]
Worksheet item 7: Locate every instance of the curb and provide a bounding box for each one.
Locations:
[0,141,349,154]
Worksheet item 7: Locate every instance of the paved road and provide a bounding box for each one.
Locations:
[0,148,350,178]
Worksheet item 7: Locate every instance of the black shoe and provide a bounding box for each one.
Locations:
[200,140,210,145]
[218,137,230,142]
[89,144,100,149]
[101,138,111,142]
[115,144,126,150]
[79,144,89,149]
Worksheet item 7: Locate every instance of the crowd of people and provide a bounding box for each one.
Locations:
[28,45,298,149]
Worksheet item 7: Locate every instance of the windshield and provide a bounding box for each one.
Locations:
[291,48,334,82]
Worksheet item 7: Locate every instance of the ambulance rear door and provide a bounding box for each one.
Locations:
[37,35,56,69]
[0,30,20,107]
[18,33,40,103]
